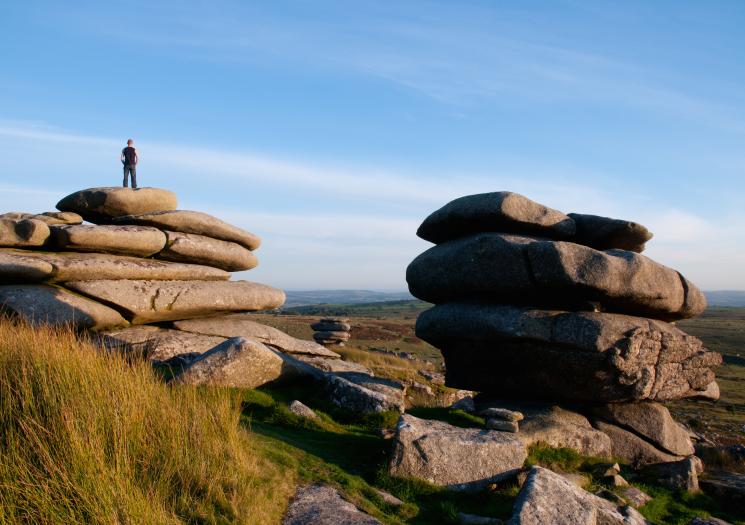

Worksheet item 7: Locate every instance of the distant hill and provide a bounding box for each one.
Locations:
[283,290,414,307]
[705,290,745,307]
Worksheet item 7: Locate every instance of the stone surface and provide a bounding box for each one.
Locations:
[457,513,503,525]
[283,484,381,525]
[417,303,721,402]
[620,487,652,508]
[289,400,318,419]
[643,457,702,492]
[295,355,372,374]
[172,337,285,388]
[311,320,352,332]
[50,224,167,257]
[313,330,351,341]
[112,209,261,250]
[507,467,647,525]
[56,187,177,222]
[593,420,684,467]
[407,233,706,321]
[0,249,229,283]
[388,414,526,491]
[158,231,258,272]
[0,211,83,225]
[568,213,653,253]
[0,284,127,331]
[700,473,745,513]
[0,218,50,247]
[98,326,227,362]
[374,489,403,507]
[486,419,519,433]
[478,407,524,422]
[323,373,406,414]
[451,396,476,412]
[417,191,575,244]
[173,314,338,357]
[65,280,285,323]
[689,518,734,525]
[592,402,695,456]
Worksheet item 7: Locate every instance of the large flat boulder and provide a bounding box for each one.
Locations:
[593,421,684,467]
[322,372,406,413]
[98,326,227,362]
[283,484,381,525]
[507,467,647,525]
[417,303,721,402]
[56,187,177,222]
[0,249,229,282]
[389,414,526,491]
[568,213,653,253]
[0,211,83,225]
[158,231,257,271]
[112,210,261,250]
[0,284,127,331]
[0,218,50,247]
[64,280,285,323]
[417,192,575,244]
[50,224,167,257]
[172,337,285,388]
[591,402,694,456]
[173,314,338,357]
[407,233,705,321]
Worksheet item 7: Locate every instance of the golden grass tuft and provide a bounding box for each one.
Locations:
[0,318,293,524]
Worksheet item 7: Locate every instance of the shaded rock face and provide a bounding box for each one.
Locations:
[642,457,702,492]
[568,213,652,253]
[98,326,227,362]
[50,224,167,257]
[172,337,285,388]
[283,484,381,525]
[0,218,50,247]
[591,402,695,456]
[417,191,576,244]
[323,373,406,414]
[418,303,720,402]
[592,421,684,467]
[112,209,261,250]
[507,467,647,525]
[56,187,178,222]
[388,414,526,491]
[0,284,127,331]
[699,473,745,513]
[407,233,705,321]
[65,279,286,324]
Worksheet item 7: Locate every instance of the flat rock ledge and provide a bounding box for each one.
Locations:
[56,187,178,222]
[283,484,381,525]
[388,414,526,491]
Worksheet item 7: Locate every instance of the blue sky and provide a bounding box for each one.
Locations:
[2,1,744,290]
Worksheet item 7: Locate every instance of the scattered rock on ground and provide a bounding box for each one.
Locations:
[486,419,519,433]
[593,420,684,467]
[289,400,318,420]
[699,472,745,512]
[620,486,652,508]
[643,457,703,492]
[282,484,381,525]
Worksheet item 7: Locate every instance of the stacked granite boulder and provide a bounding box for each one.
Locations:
[0,187,405,412]
[312,317,351,346]
[403,191,722,476]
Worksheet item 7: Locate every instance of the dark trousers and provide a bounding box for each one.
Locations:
[123,165,137,188]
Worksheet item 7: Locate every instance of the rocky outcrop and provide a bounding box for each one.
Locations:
[389,414,526,491]
[508,467,647,525]
[283,484,381,525]
[407,191,716,481]
[56,187,178,222]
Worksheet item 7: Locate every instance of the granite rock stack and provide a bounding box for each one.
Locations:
[407,191,722,469]
[312,317,352,346]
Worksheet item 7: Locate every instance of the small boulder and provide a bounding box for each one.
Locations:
[289,400,318,420]
[594,420,684,467]
[478,407,524,422]
[0,218,50,247]
[486,419,519,433]
[643,457,702,492]
[283,484,381,525]
[620,486,652,508]
[172,337,285,388]
[699,472,745,512]
[507,467,647,525]
[388,414,526,491]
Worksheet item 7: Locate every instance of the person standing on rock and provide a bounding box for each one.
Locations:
[121,139,139,189]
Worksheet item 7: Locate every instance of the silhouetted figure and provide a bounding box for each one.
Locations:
[121,139,139,188]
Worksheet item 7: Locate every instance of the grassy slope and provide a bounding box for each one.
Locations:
[0,320,293,525]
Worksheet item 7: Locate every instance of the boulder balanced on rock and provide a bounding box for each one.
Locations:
[312,317,352,346]
[400,190,721,480]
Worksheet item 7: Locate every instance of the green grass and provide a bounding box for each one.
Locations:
[0,318,293,525]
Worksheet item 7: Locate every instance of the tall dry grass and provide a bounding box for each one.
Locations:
[0,318,293,524]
